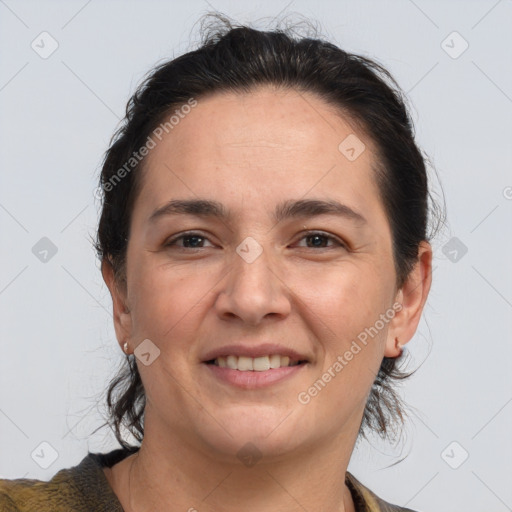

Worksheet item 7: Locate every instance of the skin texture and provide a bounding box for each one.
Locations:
[102,86,432,511]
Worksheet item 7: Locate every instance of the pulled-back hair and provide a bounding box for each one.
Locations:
[94,13,443,449]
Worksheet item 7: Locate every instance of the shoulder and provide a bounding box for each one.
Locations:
[346,472,419,512]
[0,471,83,512]
[0,487,20,512]
[0,448,134,512]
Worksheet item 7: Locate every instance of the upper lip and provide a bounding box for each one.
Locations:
[201,343,310,363]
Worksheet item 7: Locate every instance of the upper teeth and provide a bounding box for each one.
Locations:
[214,355,299,371]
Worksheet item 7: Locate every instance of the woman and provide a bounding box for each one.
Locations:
[0,14,438,512]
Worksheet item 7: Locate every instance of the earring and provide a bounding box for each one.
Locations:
[396,338,403,357]
[123,341,130,354]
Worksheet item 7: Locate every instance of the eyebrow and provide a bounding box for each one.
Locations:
[148,198,367,225]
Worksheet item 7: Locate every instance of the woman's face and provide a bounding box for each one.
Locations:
[106,87,426,460]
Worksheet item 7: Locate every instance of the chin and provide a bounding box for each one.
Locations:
[194,406,312,461]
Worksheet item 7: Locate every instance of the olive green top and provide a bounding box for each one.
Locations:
[0,447,418,511]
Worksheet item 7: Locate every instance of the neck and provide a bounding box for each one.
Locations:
[116,419,358,512]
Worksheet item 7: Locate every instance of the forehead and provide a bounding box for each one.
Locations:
[136,87,384,223]
[151,87,368,163]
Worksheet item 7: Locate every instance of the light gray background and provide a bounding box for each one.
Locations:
[1,0,511,510]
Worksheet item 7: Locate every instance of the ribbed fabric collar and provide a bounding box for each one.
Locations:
[80,447,415,512]
[0,446,414,512]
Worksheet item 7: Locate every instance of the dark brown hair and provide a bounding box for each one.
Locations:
[94,13,444,450]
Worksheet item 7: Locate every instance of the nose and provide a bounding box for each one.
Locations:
[213,243,292,326]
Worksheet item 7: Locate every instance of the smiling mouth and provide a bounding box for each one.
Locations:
[205,355,307,371]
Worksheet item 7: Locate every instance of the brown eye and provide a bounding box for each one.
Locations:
[295,231,346,249]
[305,234,330,248]
[165,232,214,249]
[181,235,206,248]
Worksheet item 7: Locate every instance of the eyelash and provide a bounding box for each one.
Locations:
[164,232,210,249]
[164,231,346,250]
[296,232,347,250]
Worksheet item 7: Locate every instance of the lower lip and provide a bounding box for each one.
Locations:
[204,363,306,389]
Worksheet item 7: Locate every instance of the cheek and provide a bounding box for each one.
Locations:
[290,260,393,340]
[126,257,215,341]
[297,273,389,412]
[293,261,393,403]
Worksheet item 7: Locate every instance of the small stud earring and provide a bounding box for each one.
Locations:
[123,341,130,354]
[396,338,403,357]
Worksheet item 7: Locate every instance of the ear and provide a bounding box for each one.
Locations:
[101,258,133,351]
[385,241,433,357]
